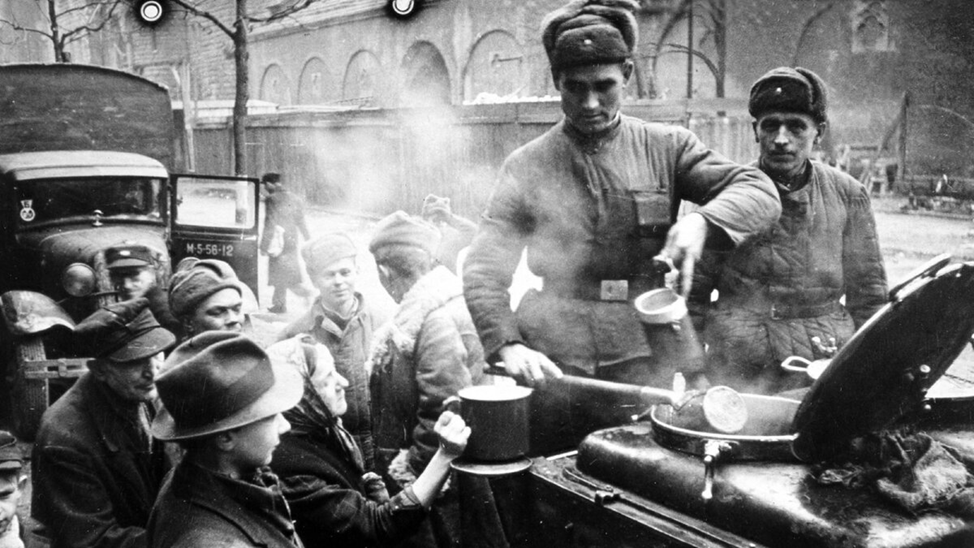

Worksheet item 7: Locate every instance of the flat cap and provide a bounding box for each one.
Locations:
[74,298,176,363]
[0,431,22,471]
[106,243,154,270]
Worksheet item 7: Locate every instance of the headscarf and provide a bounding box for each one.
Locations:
[267,335,365,473]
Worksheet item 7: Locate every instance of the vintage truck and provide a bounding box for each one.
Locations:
[0,63,262,439]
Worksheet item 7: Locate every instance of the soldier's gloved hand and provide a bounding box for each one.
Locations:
[498,343,563,388]
[435,411,470,459]
[662,212,709,299]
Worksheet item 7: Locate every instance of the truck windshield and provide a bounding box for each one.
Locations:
[16,177,163,226]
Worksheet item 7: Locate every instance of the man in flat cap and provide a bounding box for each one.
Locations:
[106,242,180,334]
[260,172,312,314]
[367,211,498,548]
[147,331,303,548]
[0,431,26,548]
[169,257,257,340]
[32,298,176,548]
[463,0,781,392]
[692,66,888,394]
[277,232,387,470]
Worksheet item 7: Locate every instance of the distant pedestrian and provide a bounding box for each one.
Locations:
[277,233,386,471]
[32,298,176,548]
[147,331,304,548]
[260,173,312,314]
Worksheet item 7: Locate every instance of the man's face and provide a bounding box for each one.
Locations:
[311,257,358,311]
[0,473,24,536]
[110,266,156,300]
[230,413,290,471]
[187,288,243,335]
[309,355,348,417]
[555,62,632,135]
[754,111,824,177]
[93,353,164,402]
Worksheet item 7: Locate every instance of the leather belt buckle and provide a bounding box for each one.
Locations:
[600,280,629,302]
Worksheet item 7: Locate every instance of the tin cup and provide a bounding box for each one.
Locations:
[443,385,533,462]
[634,288,707,377]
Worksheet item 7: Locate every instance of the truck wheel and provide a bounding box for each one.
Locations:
[11,337,49,441]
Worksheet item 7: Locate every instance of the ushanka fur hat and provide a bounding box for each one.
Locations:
[749,66,828,124]
[541,0,639,71]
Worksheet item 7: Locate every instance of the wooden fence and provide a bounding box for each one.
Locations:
[188,99,759,219]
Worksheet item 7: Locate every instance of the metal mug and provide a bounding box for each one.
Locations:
[444,384,533,462]
[634,287,707,376]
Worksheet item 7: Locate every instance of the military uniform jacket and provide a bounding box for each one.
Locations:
[463,115,780,382]
[32,374,167,548]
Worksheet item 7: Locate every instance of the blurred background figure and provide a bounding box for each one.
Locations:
[420,194,477,275]
[260,172,312,314]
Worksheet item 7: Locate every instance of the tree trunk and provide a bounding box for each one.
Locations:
[232,0,249,176]
[713,0,726,98]
[48,0,65,62]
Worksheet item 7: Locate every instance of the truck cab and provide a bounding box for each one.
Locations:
[0,63,260,439]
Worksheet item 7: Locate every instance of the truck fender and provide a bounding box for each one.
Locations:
[1,291,76,336]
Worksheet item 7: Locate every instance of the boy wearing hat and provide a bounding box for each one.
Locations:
[693,66,888,394]
[260,172,312,314]
[168,257,253,340]
[463,0,780,390]
[277,232,386,471]
[0,432,26,548]
[367,211,497,548]
[147,331,304,548]
[32,298,176,548]
[106,242,180,334]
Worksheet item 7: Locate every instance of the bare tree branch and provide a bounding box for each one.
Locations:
[169,0,235,37]
[250,0,319,23]
[791,1,836,66]
[60,0,122,43]
[0,18,52,40]
[662,43,719,82]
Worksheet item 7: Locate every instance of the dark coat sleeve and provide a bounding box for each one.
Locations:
[32,444,147,548]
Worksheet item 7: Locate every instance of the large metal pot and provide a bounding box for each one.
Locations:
[649,393,801,499]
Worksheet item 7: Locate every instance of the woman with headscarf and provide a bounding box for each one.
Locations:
[267,335,470,548]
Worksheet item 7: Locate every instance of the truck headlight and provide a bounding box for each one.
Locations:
[62,263,97,297]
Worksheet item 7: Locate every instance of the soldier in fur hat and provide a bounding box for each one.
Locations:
[32,298,176,548]
[691,66,888,395]
[463,0,780,403]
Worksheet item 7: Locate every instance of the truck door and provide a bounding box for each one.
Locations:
[169,174,261,302]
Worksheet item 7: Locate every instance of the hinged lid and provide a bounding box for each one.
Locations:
[791,257,974,462]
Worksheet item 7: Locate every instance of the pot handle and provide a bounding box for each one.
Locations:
[781,356,831,380]
[443,395,462,415]
[701,440,733,501]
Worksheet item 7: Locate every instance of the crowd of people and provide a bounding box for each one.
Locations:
[12,0,895,547]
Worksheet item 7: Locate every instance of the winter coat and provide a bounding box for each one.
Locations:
[277,293,385,470]
[463,115,780,384]
[367,266,485,476]
[147,462,303,548]
[272,431,427,548]
[31,374,167,548]
[695,160,888,394]
[261,189,310,289]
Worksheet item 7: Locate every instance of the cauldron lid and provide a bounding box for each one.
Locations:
[792,256,974,462]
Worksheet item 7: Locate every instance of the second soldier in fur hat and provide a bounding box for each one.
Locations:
[692,66,889,395]
[31,298,176,548]
[462,0,780,400]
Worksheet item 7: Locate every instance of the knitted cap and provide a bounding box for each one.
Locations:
[368,211,441,256]
[302,232,358,274]
[168,258,243,319]
[749,66,828,124]
[541,0,639,71]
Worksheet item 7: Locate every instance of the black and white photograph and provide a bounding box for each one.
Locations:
[1,0,974,546]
